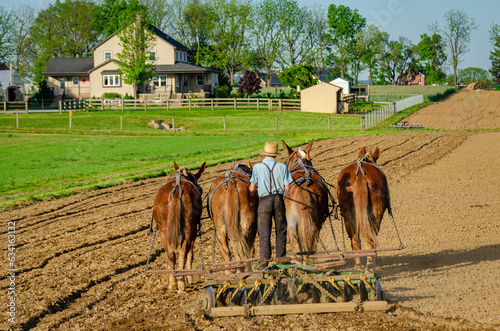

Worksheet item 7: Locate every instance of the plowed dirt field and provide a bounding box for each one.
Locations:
[1,91,499,330]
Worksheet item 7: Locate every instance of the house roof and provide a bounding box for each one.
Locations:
[156,62,219,73]
[331,77,352,84]
[257,72,282,86]
[43,58,94,75]
[91,25,190,52]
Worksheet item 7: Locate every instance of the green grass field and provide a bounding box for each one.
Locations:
[0,99,431,210]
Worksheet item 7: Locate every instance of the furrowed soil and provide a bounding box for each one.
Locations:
[1,91,499,330]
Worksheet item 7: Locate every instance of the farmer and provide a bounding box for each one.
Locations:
[249,141,293,269]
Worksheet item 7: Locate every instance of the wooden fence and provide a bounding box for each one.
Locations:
[80,98,301,112]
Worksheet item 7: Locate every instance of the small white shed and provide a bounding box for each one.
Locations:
[329,77,351,95]
[300,82,346,114]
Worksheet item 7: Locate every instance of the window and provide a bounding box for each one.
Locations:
[160,75,167,87]
[153,75,159,86]
[72,77,79,85]
[183,75,188,87]
[183,52,187,62]
[103,74,121,87]
[176,75,180,87]
[196,74,203,86]
[175,51,179,62]
[104,51,112,61]
[419,76,422,84]
[149,51,156,61]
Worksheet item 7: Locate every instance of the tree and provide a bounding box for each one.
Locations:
[279,64,317,90]
[93,0,148,38]
[0,6,15,64]
[116,16,156,99]
[205,0,254,85]
[431,10,477,87]
[325,4,366,79]
[458,67,491,85]
[302,5,329,78]
[277,0,309,68]
[252,0,287,87]
[489,24,500,84]
[237,70,261,96]
[30,0,100,83]
[183,0,216,66]
[358,24,386,85]
[418,33,447,84]
[11,5,37,79]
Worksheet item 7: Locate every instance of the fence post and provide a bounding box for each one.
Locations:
[278,99,282,111]
[42,99,44,110]
[145,100,147,111]
[385,92,388,102]
[16,112,19,128]
[268,99,272,111]
[211,98,214,111]
[223,116,226,133]
[257,98,260,110]
[101,100,104,112]
[121,98,124,112]
[328,116,331,131]
[25,101,28,113]
[393,102,397,114]
[69,116,72,130]
[120,116,123,131]
[134,99,137,109]
[233,98,236,110]
[276,115,278,133]
[3,101,6,113]
[172,116,175,133]
[189,98,192,111]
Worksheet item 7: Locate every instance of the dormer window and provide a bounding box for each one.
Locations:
[175,51,187,63]
[104,51,112,61]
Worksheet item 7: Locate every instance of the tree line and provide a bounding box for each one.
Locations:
[0,0,498,93]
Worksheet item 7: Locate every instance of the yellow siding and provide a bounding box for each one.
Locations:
[300,82,342,114]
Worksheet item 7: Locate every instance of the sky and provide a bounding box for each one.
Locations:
[1,0,498,79]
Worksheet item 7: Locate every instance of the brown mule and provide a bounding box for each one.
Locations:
[282,140,330,255]
[153,161,206,292]
[337,147,391,273]
[208,161,258,272]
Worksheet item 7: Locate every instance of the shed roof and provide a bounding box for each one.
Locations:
[301,81,343,92]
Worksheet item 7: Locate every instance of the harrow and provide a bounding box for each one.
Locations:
[201,250,392,318]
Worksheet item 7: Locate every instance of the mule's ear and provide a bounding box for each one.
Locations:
[247,160,251,168]
[173,161,179,171]
[195,162,206,180]
[170,169,175,176]
[372,147,381,162]
[303,139,314,154]
[234,160,237,167]
[282,140,294,155]
[358,146,367,158]
[182,168,189,177]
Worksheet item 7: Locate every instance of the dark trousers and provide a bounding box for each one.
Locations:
[258,194,287,263]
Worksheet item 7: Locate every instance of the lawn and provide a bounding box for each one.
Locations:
[0,100,429,210]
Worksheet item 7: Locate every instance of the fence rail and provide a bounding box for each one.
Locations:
[361,94,424,130]
[84,97,301,112]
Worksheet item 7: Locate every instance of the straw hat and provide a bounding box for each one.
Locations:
[259,141,280,157]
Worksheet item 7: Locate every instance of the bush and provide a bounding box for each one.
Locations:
[123,93,133,100]
[494,85,500,91]
[474,78,491,90]
[33,79,52,101]
[213,84,232,98]
[101,92,122,99]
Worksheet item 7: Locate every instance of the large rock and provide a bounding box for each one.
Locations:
[147,120,171,130]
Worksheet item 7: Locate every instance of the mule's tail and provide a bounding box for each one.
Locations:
[350,164,378,248]
[225,183,251,260]
[166,188,185,253]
